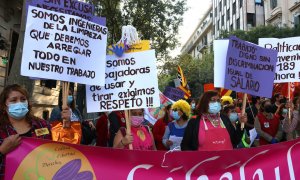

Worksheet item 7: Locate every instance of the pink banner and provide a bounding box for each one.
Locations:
[6,138,300,179]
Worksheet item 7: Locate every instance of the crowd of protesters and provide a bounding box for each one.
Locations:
[0,84,299,178]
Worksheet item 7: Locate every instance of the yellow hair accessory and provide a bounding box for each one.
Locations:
[171,99,191,116]
[221,96,233,105]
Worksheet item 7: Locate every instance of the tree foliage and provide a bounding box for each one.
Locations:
[123,0,187,56]
[220,25,300,44]
[91,0,123,45]
[90,0,187,56]
[158,50,214,98]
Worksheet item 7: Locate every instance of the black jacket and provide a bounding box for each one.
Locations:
[181,114,244,151]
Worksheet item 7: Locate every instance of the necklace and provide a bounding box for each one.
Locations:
[206,114,220,127]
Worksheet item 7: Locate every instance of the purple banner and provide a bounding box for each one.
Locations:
[224,36,277,98]
[163,86,184,101]
[25,0,106,25]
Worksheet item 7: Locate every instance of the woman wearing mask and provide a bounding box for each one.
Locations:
[152,104,173,150]
[113,109,156,150]
[221,105,247,148]
[162,100,190,150]
[0,84,52,178]
[254,100,283,146]
[50,87,85,144]
[181,90,247,151]
[190,99,198,116]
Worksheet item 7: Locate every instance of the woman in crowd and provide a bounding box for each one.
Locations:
[181,90,247,151]
[113,109,156,150]
[96,112,109,147]
[50,87,82,122]
[162,100,190,150]
[254,99,283,146]
[50,87,88,144]
[190,99,198,116]
[282,98,299,140]
[221,104,247,148]
[152,104,173,150]
[0,84,53,178]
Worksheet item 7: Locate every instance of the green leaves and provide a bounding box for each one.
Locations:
[220,25,300,44]
[158,51,214,98]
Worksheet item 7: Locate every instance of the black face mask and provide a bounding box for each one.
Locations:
[264,105,273,113]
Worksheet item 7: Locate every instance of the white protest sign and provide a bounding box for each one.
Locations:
[21,6,107,85]
[214,39,229,88]
[259,37,300,83]
[86,50,160,112]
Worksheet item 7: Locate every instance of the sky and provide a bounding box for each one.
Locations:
[172,0,212,57]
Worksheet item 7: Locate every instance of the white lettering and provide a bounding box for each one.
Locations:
[186,156,220,180]
[127,164,153,180]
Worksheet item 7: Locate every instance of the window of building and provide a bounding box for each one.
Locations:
[295,14,300,28]
[215,7,217,17]
[233,2,236,15]
[240,0,243,8]
[212,25,215,35]
[40,80,57,89]
[222,15,225,26]
[219,1,222,12]
[203,35,208,45]
[217,20,220,30]
[236,18,240,29]
[271,0,277,9]
[227,9,230,20]
[224,0,226,6]
[230,24,233,31]
[247,13,255,28]
[255,0,262,4]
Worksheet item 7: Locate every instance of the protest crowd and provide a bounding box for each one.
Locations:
[0,82,300,178]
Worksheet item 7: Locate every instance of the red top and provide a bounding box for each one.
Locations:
[257,112,280,145]
[96,113,109,147]
[152,118,169,150]
[198,115,233,151]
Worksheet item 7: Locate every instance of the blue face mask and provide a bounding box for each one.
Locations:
[208,102,221,114]
[172,111,181,120]
[282,108,288,114]
[7,101,29,120]
[229,113,238,122]
[191,103,196,110]
[67,95,73,105]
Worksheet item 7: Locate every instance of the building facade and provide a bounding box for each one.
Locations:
[181,6,213,59]
[264,0,300,28]
[212,0,265,39]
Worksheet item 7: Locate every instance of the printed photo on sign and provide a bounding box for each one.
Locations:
[259,37,300,83]
[21,6,107,86]
[86,50,160,112]
[224,36,277,98]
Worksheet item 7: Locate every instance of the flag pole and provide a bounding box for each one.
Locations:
[241,93,247,130]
